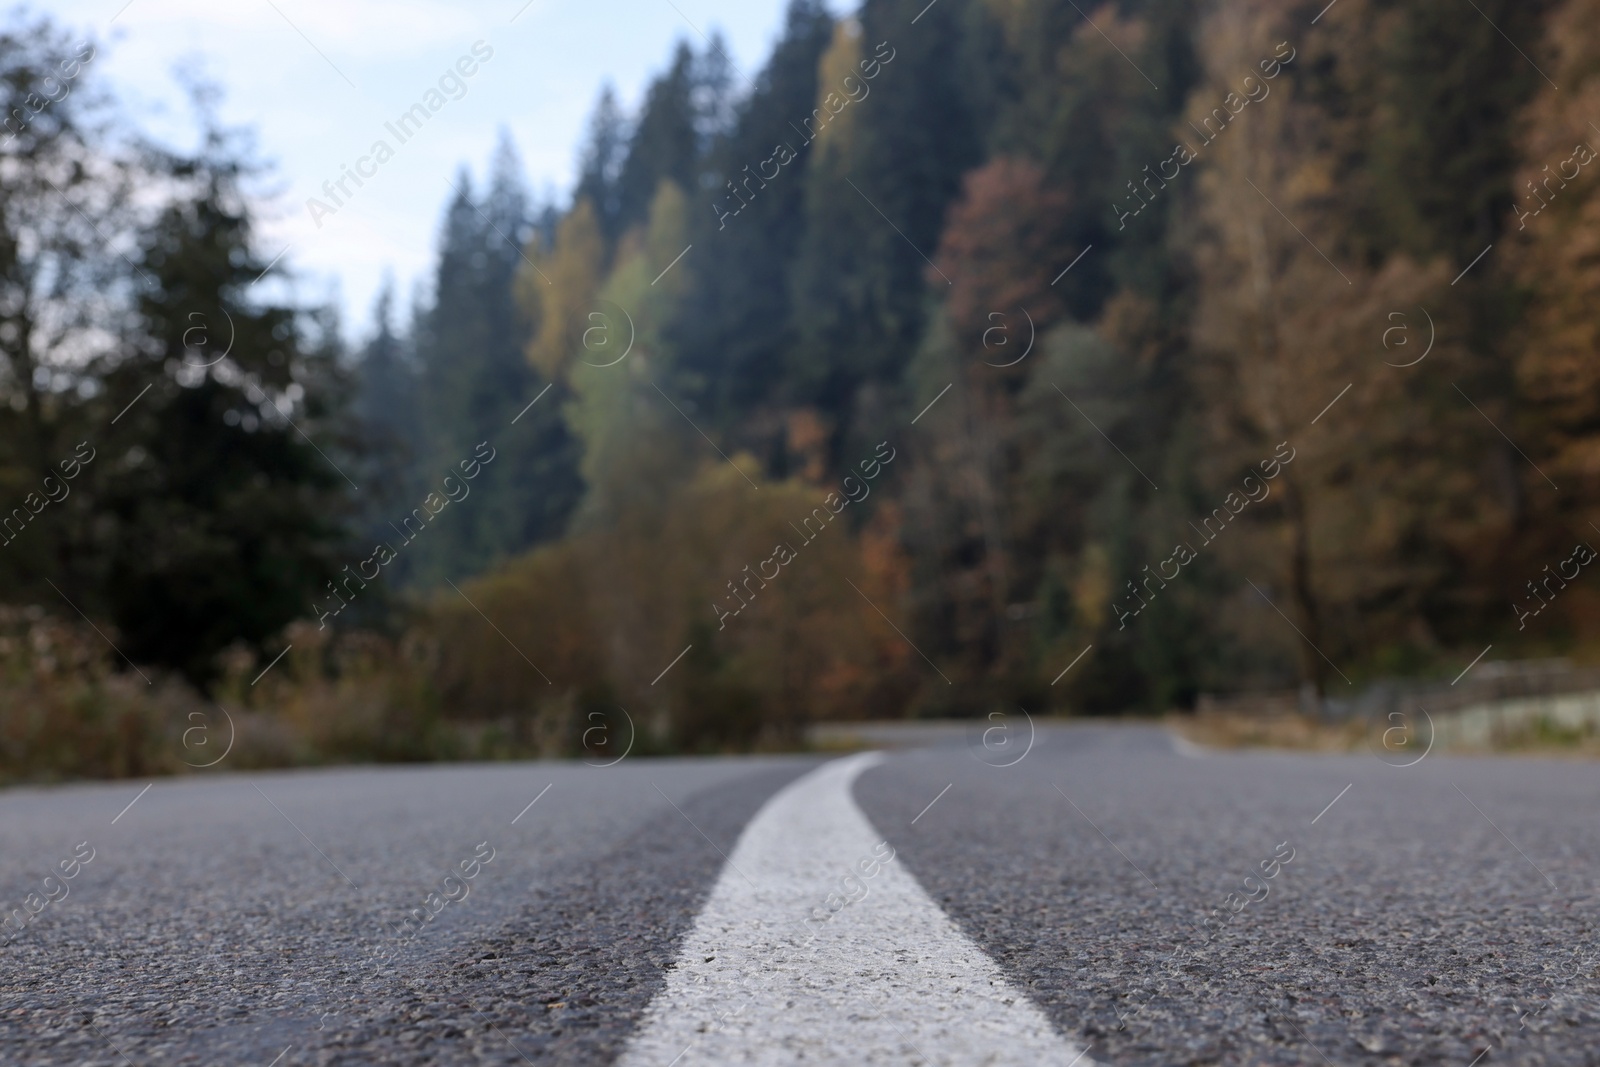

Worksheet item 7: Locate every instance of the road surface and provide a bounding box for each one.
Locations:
[0,723,1595,1065]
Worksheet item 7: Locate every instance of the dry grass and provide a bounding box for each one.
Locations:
[1166,710,1366,753]
[1167,709,1600,758]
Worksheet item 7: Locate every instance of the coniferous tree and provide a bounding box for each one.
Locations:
[614,42,700,239]
[574,84,630,247]
[355,281,415,444]
[788,0,987,418]
[408,137,581,587]
[667,0,835,444]
[4,0,1587,728]
[1358,0,1554,262]
[351,278,422,598]
[0,21,131,598]
[691,32,738,153]
[90,125,357,683]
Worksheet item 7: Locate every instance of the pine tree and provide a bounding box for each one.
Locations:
[574,84,629,247]
[89,124,356,683]
[355,280,417,451]
[788,0,987,418]
[1358,0,1555,262]
[0,20,133,597]
[352,279,422,584]
[667,0,835,438]
[987,0,1199,316]
[691,31,738,153]
[408,137,581,587]
[615,42,700,239]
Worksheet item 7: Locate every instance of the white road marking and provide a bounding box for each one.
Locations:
[618,752,1096,1067]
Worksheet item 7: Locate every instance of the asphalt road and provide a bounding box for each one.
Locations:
[856,724,1600,1067]
[1,724,1596,1065]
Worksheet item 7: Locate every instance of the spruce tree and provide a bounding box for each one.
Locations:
[788,0,986,415]
[91,125,356,683]
[667,0,835,435]
[408,137,581,586]
[615,42,700,239]
[574,84,629,247]
[0,20,132,598]
[352,278,422,594]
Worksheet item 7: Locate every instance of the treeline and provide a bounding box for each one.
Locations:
[382,0,1598,733]
[4,0,1600,768]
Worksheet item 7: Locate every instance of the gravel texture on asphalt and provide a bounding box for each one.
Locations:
[0,757,816,1066]
[854,723,1600,1067]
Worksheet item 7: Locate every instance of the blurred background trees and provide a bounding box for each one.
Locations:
[0,25,355,688]
[4,0,1599,778]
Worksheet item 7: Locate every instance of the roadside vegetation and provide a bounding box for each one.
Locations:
[6,0,1600,780]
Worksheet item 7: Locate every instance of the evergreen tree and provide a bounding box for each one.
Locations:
[354,280,417,451]
[667,0,835,444]
[89,125,356,683]
[985,0,1198,313]
[691,32,739,153]
[351,279,422,597]
[614,42,700,239]
[1360,0,1554,262]
[788,0,987,418]
[0,20,131,598]
[574,85,629,246]
[408,137,582,587]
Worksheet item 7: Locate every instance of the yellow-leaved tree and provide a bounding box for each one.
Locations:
[1186,0,1494,697]
[1506,0,1600,514]
[518,196,605,382]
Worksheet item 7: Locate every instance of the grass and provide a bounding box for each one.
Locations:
[1168,709,1600,758]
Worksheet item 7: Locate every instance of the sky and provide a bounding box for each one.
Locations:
[46,0,808,341]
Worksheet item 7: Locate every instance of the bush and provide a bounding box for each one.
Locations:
[0,606,200,782]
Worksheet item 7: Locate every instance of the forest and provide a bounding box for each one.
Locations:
[3,0,1598,775]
